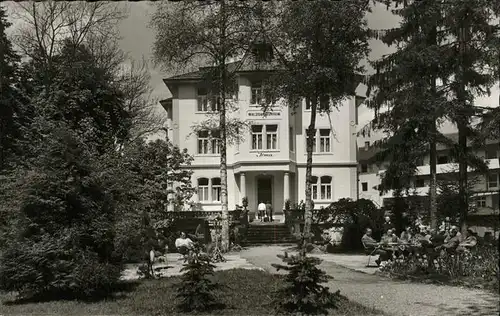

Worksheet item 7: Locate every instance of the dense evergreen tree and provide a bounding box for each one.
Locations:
[272,242,340,315]
[0,6,24,171]
[0,122,123,298]
[365,0,497,231]
[0,41,135,298]
[365,0,450,230]
[438,0,499,232]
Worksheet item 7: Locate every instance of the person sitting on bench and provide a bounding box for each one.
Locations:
[175,232,194,255]
[456,229,478,253]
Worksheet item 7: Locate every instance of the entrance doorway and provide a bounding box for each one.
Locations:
[257,176,273,206]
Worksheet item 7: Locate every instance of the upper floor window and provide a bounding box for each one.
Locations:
[198,131,209,154]
[197,88,219,112]
[212,177,221,202]
[319,129,331,152]
[437,155,449,164]
[211,130,220,154]
[197,88,209,112]
[251,82,263,105]
[198,178,209,201]
[305,96,329,111]
[197,130,219,155]
[364,141,370,150]
[415,179,425,188]
[266,125,278,150]
[251,125,278,150]
[486,147,498,159]
[488,173,498,189]
[252,42,274,62]
[251,125,263,150]
[306,128,332,153]
[305,128,317,152]
[289,127,294,151]
[361,182,368,192]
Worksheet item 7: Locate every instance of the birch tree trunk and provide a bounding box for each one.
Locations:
[219,0,230,252]
[304,96,317,241]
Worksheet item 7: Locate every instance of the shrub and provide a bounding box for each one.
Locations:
[0,127,122,299]
[174,246,223,312]
[272,239,340,315]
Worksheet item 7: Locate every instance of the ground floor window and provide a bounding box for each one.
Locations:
[474,196,487,208]
[212,177,221,202]
[311,176,318,200]
[320,176,332,200]
[310,175,332,201]
[197,177,221,202]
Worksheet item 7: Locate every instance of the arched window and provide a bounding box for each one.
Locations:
[320,176,332,200]
[311,176,318,200]
[198,178,209,201]
[212,178,221,202]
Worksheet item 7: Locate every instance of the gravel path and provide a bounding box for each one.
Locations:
[240,245,500,316]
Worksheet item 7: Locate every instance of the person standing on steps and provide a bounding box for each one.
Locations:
[257,201,266,222]
[265,201,273,222]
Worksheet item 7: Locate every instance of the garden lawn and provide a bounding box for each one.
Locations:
[0,269,384,316]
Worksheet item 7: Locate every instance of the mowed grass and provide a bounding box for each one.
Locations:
[0,269,384,316]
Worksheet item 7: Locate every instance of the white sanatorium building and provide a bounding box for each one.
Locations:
[163,46,366,217]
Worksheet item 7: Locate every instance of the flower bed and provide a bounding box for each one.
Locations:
[378,243,499,292]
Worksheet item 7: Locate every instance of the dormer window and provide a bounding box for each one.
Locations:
[252,42,273,62]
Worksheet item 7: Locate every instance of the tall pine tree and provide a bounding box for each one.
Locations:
[366,0,448,230]
[438,0,498,233]
[0,6,24,171]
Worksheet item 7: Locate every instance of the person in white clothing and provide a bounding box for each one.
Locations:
[257,201,266,222]
[175,232,194,255]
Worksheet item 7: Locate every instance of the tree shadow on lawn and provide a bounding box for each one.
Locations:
[2,280,141,306]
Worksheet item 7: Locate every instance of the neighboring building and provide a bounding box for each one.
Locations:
[162,43,364,216]
[357,133,500,236]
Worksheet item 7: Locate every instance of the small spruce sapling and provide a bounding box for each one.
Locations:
[174,245,224,312]
[272,237,340,315]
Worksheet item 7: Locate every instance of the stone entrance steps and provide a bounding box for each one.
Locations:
[244,223,295,245]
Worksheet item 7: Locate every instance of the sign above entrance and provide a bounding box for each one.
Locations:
[247,111,280,117]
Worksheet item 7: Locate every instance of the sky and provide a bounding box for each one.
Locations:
[4,1,499,136]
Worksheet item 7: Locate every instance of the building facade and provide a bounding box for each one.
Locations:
[357,133,500,236]
[163,57,363,215]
